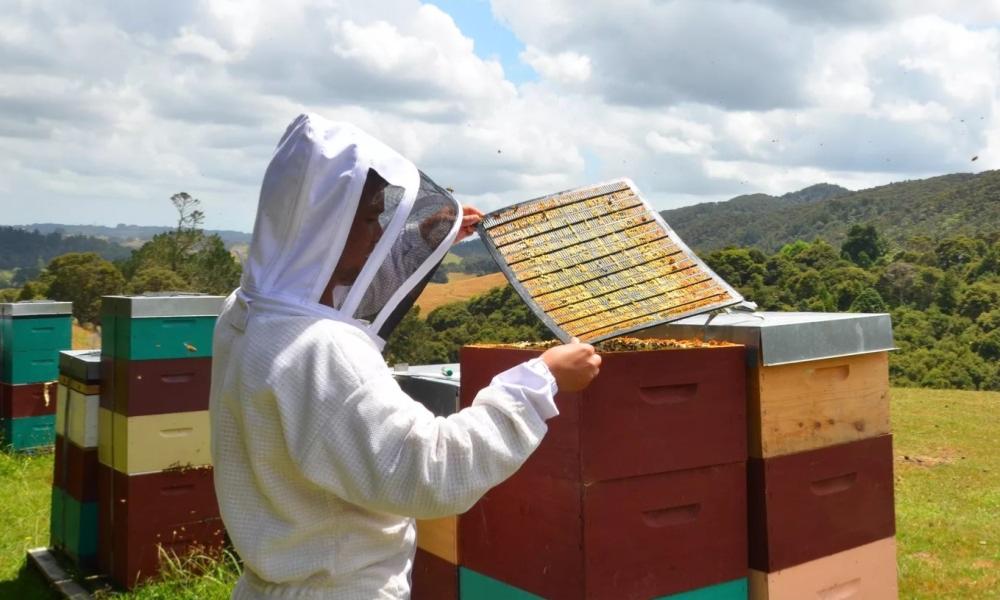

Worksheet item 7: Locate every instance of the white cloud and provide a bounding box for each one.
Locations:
[520,46,591,85]
[0,0,998,231]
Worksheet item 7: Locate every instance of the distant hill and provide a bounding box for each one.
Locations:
[21,223,252,248]
[661,171,1000,252]
[0,227,131,272]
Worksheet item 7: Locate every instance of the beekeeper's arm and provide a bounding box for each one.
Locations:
[274,321,599,519]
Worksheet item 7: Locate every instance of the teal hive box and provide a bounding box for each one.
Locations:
[50,487,66,551]
[63,494,99,565]
[100,295,225,360]
[2,414,56,450]
[1,350,60,385]
[0,301,72,384]
[457,570,748,599]
[0,315,72,353]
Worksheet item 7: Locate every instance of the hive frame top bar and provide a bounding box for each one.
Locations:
[478,178,743,343]
[0,300,73,317]
[102,294,226,318]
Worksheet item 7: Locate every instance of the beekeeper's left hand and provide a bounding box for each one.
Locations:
[457,205,483,243]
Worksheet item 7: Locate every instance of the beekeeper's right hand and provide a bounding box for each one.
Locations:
[541,338,601,392]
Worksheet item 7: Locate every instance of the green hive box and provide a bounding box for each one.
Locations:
[63,494,98,564]
[0,301,72,384]
[458,570,748,599]
[1,414,56,450]
[51,487,66,551]
[100,295,225,360]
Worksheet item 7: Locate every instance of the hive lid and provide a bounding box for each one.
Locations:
[637,311,895,366]
[391,363,461,387]
[59,349,102,383]
[0,300,73,317]
[101,293,226,318]
[478,179,742,343]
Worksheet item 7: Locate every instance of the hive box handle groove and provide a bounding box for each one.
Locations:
[161,484,196,495]
[810,364,850,383]
[639,383,698,406]
[641,502,701,527]
[809,472,857,496]
[161,373,195,384]
[817,577,861,599]
[159,427,194,438]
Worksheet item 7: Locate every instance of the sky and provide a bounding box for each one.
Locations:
[1,0,998,232]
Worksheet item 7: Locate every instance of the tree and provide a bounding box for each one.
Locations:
[169,192,206,272]
[934,271,961,312]
[127,267,190,295]
[841,224,887,267]
[45,252,126,324]
[935,236,984,271]
[849,288,887,313]
[958,282,1000,321]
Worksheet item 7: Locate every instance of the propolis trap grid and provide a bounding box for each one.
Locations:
[477,179,743,343]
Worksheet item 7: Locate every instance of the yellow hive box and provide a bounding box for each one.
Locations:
[66,388,99,449]
[98,408,212,474]
[749,351,891,458]
[55,383,69,436]
[749,536,898,599]
[416,516,458,564]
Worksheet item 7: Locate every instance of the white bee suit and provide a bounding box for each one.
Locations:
[209,114,559,599]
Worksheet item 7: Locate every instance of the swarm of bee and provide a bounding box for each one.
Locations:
[472,336,735,352]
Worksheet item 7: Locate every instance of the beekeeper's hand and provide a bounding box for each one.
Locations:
[541,338,601,392]
[456,205,483,243]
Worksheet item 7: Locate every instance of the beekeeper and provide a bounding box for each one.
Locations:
[209,113,601,599]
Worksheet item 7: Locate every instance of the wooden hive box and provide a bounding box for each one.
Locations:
[97,463,223,589]
[100,357,212,416]
[747,434,896,572]
[639,312,895,458]
[417,343,749,600]
[0,301,72,386]
[97,408,212,474]
[749,536,898,599]
[100,295,223,362]
[2,381,57,419]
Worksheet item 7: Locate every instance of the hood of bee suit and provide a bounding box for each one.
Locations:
[237,113,463,350]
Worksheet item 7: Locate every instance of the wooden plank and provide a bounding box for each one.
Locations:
[416,516,458,564]
[749,537,898,600]
[752,352,890,458]
[26,547,94,599]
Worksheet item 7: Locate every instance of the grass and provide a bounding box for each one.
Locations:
[414,271,507,314]
[892,388,1000,599]
[0,387,997,597]
[72,322,100,350]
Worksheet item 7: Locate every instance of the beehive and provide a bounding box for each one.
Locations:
[51,349,101,569]
[401,337,750,599]
[0,301,72,451]
[647,311,898,597]
[96,294,225,589]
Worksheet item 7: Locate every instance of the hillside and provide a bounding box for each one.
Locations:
[21,223,252,248]
[662,171,1000,252]
[0,226,130,274]
[414,271,507,314]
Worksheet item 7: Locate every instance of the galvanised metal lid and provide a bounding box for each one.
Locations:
[391,363,461,387]
[101,293,226,318]
[636,311,895,366]
[0,300,73,317]
[58,349,102,383]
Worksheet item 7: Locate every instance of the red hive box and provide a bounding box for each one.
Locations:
[1,381,57,418]
[412,548,459,600]
[455,344,747,600]
[748,434,896,572]
[97,463,221,588]
[100,357,212,416]
[54,435,99,503]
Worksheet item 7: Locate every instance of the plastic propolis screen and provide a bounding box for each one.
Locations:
[478,180,742,342]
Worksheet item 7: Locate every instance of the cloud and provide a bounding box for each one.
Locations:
[0,0,998,232]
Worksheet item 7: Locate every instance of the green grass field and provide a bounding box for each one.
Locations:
[1,387,997,598]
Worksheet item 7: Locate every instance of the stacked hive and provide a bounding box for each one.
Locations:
[651,312,899,599]
[408,342,750,599]
[0,301,72,451]
[51,349,102,569]
[97,294,225,589]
